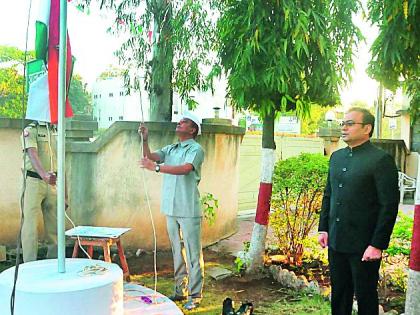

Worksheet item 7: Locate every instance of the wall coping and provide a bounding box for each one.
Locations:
[0,118,32,129]
[70,121,245,153]
[1,118,245,153]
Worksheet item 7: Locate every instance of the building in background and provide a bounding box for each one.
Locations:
[92,75,236,128]
[92,77,148,129]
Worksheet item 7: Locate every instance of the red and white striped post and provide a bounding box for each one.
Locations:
[405,161,420,314]
[246,148,275,272]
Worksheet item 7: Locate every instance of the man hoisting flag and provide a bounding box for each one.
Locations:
[26,0,74,123]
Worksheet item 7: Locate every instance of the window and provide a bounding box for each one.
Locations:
[109,93,114,97]
[119,91,124,96]
[109,117,113,121]
[94,95,97,99]
[119,116,123,120]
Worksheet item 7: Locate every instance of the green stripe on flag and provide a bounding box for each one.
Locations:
[35,21,48,61]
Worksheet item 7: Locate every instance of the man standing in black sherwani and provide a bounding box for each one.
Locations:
[318,107,399,315]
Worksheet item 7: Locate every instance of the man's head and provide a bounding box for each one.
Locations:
[176,112,202,139]
[341,107,375,147]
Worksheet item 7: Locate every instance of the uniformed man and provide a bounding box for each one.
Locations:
[21,121,58,262]
[138,112,205,311]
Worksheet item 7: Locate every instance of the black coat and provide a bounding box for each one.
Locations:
[318,141,399,253]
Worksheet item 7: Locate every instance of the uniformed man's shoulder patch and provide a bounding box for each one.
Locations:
[23,123,36,137]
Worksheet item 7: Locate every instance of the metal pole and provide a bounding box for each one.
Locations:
[57,0,67,273]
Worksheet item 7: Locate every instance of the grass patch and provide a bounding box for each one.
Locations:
[132,266,331,315]
[258,293,330,315]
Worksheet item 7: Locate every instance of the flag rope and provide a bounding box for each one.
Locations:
[138,77,159,303]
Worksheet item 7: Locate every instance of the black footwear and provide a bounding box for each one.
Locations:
[169,295,187,302]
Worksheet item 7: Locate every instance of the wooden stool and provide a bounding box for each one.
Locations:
[66,226,131,282]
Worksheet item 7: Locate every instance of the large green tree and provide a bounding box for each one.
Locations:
[368,2,420,312]
[216,0,362,271]
[367,0,419,124]
[0,46,34,118]
[0,46,91,118]
[76,0,218,121]
[68,74,92,115]
[0,67,25,118]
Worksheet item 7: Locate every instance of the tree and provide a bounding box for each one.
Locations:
[0,46,34,64]
[76,0,218,121]
[0,67,25,118]
[367,0,419,124]
[0,46,35,119]
[0,46,90,118]
[69,74,92,115]
[301,104,335,135]
[98,65,125,80]
[367,2,420,312]
[216,0,362,272]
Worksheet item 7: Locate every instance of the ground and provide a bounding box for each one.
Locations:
[127,249,331,315]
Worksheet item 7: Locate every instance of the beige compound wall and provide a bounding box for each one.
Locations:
[0,118,244,250]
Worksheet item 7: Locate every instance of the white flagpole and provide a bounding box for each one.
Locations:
[57,0,67,273]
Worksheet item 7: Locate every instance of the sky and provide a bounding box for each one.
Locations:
[0,0,380,108]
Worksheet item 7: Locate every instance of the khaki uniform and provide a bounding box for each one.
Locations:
[21,122,58,262]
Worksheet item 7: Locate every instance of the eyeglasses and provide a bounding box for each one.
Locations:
[339,120,366,127]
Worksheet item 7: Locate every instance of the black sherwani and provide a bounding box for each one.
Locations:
[318,140,399,315]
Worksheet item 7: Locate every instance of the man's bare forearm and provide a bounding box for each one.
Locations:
[142,141,160,161]
[27,148,48,178]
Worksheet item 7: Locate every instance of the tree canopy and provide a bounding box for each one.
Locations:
[75,0,218,120]
[367,0,419,123]
[0,67,25,118]
[0,46,91,118]
[216,0,363,119]
[68,74,92,115]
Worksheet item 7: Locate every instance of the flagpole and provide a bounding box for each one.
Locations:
[57,0,67,273]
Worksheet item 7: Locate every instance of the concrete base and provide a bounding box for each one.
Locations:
[123,283,183,314]
[0,259,123,315]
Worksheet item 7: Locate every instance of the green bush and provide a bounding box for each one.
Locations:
[386,212,413,256]
[201,192,219,226]
[270,153,329,266]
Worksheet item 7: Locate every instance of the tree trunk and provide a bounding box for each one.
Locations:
[405,163,420,314]
[149,0,173,122]
[246,111,276,273]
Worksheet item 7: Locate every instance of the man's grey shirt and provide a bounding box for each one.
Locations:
[156,139,204,218]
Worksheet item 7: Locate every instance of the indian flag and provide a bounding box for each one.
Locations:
[26,0,74,123]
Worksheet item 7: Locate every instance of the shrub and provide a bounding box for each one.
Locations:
[270,153,329,266]
[201,192,219,226]
[385,212,413,256]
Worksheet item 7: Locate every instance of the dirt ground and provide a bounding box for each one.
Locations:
[127,248,292,310]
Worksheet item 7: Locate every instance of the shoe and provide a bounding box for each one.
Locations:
[169,295,187,302]
[183,300,200,311]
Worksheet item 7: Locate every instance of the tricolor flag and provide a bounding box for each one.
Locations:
[26,0,74,123]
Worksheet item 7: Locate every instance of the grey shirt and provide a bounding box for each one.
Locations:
[156,139,204,217]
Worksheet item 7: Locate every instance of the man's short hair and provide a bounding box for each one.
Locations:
[347,107,375,137]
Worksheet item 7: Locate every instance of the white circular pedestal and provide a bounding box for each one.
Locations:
[0,259,123,315]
